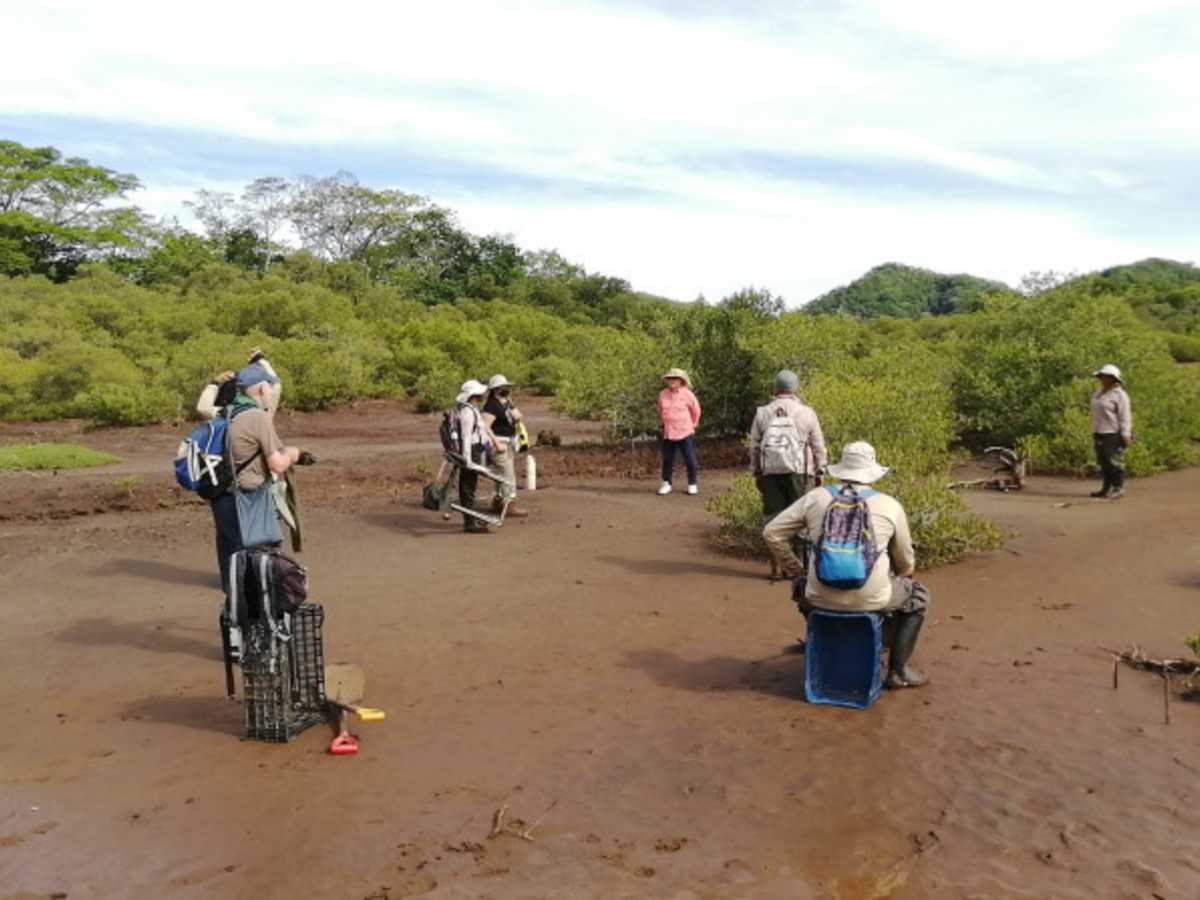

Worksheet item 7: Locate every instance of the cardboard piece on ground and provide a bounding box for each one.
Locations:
[325,662,365,705]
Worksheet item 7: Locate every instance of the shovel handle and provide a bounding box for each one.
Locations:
[329,699,386,722]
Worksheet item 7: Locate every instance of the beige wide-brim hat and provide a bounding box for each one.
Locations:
[662,367,691,387]
[1092,363,1123,383]
[488,374,514,390]
[826,441,891,484]
[455,379,488,404]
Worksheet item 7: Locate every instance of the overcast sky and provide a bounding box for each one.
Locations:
[3,0,1198,304]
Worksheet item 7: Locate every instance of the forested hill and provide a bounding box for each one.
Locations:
[1093,258,1200,291]
[802,263,1015,318]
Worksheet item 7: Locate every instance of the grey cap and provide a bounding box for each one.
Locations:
[236,362,281,389]
[773,369,799,394]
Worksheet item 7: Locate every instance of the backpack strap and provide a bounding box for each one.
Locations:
[826,483,876,498]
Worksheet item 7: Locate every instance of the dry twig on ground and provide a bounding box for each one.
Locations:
[487,799,558,843]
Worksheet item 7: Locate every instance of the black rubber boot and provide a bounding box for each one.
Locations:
[885,610,928,689]
[1107,469,1125,499]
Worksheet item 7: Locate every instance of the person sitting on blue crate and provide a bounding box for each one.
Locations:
[762,441,930,689]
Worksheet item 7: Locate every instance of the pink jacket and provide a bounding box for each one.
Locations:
[658,387,701,440]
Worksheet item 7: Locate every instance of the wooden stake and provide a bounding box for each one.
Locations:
[1163,674,1171,726]
[1112,656,1119,690]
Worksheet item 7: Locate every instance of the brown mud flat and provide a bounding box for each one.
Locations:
[2,405,1199,899]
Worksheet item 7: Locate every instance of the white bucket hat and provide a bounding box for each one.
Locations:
[826,441,890,484]
[488,374,514,390]
[1092,363,1123,383]
[662,367,691,387]
[455,379,488,404]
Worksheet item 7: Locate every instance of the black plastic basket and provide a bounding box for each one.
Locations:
[241,603,327,742]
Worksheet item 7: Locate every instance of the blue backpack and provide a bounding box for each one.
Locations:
[174,405,258,499]
[814,484,880,589]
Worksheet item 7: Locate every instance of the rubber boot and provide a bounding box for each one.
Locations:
[1106,468,1125,500]
[885,610,929,688]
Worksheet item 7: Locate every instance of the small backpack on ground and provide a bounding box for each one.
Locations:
[813,484,880,589]
[174,405,259,499]
[760,405,807,475]
[224,548,309,664]
[439,406,463,456]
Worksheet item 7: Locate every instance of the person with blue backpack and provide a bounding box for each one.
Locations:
[761,441,930,689]
[177,360,308,591]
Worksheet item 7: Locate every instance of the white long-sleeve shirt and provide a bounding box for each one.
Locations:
[1090,386,1132,439]
[458,402,484,454]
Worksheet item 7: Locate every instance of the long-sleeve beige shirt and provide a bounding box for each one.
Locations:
[1090,386,1132,439]
[748,395,828,476]
[762,486,915,611]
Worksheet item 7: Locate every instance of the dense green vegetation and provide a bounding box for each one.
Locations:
[0,442,119,471]
[804,263,1015,318]
[802,257,1200,364]
[3,137,1199,568]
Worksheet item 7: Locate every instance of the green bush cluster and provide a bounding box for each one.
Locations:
[0,262,656,424]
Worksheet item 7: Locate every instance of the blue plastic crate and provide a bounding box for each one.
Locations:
[804,609,883,709]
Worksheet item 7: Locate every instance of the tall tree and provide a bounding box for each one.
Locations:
[0,140,142,279]
[287,171,427,261]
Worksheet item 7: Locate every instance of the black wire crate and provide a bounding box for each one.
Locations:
[241,603,327,743]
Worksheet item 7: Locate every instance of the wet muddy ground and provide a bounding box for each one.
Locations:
[1,402,1198,899]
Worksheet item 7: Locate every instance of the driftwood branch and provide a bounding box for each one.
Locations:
[1102,644,1200,676]
[1104,645,1200,727]
[947,446,1027,492]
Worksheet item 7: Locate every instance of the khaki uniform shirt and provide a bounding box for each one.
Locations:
[763,486,915,611]
[1090,386,1132,439]
[228,407,283,491]
[748,395,828,476]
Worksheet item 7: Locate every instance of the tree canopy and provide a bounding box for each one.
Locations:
[802,263,1016,318]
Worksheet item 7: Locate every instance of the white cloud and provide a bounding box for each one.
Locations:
[3,0,1198,302]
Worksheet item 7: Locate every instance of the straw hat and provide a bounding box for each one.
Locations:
[662,367,691,387]
[826,441,890,484]
[1092,363,1123,383]
[455,379,488,404]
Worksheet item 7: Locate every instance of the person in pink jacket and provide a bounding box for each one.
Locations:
[657,368,702,495]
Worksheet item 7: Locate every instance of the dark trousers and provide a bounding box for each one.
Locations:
[759,473,814,519]
[760,473,816,567]
[1093,433,1126,491]
[661,435,699,485]
[210,492,243,593]
[459,446,483,527]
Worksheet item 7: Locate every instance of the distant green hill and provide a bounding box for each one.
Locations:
[803,263,1014,318]
[1092,257,1200,292]
[1076,259,1200,354]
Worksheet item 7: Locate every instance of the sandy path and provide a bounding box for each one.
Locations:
[1,465,1199,899]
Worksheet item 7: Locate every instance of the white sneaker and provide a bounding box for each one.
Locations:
[687,484,699,495]
[657,482,672,495]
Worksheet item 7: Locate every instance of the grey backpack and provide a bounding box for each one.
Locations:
[760,406,806,475]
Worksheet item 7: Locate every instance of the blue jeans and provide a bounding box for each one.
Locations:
[661,435,699,485]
